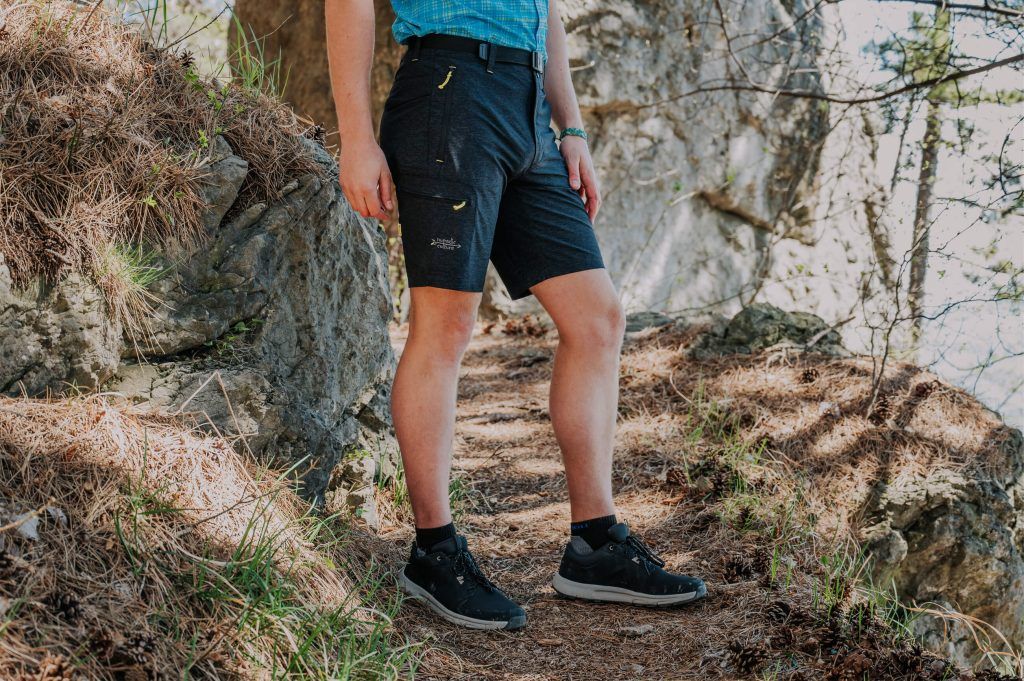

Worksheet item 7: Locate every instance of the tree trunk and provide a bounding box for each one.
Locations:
[228,0,403,145]
[907,100,941,349]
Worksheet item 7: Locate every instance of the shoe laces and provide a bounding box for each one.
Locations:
[618,534,666,570]
[453,549,496,592]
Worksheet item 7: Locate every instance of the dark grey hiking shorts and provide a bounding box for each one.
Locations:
[379,43,606,300]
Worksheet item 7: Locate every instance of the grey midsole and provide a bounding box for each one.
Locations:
[399,572,518,630]
[552,573,707,605]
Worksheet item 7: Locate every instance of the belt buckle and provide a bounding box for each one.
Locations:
[531,51,544,74]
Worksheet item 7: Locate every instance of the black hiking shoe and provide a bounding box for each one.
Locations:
[399,535,527,630]
[553,523,707,606]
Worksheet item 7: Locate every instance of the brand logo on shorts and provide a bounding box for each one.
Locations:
[452,201,467,212]
[430,237,461,250]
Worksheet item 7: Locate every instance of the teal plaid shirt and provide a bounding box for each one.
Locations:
[391,0,549,54]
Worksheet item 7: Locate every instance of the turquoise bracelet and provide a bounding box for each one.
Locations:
[559,127,588,142]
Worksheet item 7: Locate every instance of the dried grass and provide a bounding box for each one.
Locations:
[0,394,404,679]
[0,1,321,317]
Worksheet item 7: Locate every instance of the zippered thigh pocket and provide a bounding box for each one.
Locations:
[433,64,457,166]
[399,188,470,215]
[396,186,476,282]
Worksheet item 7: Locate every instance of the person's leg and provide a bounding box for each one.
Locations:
[391,286,481,529]
[530,268,625,522]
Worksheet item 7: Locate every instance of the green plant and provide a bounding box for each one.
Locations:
[228,13,288,98]
[114,463,419,678]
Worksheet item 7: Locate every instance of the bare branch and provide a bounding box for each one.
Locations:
[644,51,1024,108]
[876,0,1024,19]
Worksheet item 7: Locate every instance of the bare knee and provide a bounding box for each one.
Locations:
[558,300,626,354]
[407,305,477,366]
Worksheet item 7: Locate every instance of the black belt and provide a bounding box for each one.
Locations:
[405,34,544,74]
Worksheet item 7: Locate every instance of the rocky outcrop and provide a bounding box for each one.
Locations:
[569,1,889,320]
[687,303,847,357]
[861,439,1024,665]
[1,137,396,517]
[0,269,122,395]
[685,304,1024,668]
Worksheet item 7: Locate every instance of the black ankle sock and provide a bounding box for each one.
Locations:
[415,522,456,550]
[571,514,617,550]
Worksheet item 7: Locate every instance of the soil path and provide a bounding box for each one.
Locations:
[378,324,748,681]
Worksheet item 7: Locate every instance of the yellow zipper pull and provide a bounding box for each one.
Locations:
[438,67,455,90]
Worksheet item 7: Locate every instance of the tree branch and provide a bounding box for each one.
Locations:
[876,0,1024,19]
[644,51,1024,108]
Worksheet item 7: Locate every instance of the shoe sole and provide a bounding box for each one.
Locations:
[399,572,527,631]
[552,573,708,606]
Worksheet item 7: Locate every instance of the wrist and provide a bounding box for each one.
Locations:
[558,127,588,142]
[338,125,378,152]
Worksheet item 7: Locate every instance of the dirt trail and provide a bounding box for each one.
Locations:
[378,324,755,681]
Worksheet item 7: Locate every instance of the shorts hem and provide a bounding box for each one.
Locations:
[406,282,486,295]
[506,263,606,300]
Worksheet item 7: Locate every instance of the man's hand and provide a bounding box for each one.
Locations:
[340,137,394,221]
[560,136,602,222]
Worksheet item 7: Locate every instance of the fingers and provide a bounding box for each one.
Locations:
[379,167,395,214]
[566,152,582,191]
[579,162,602,222]
[342,180,388,220]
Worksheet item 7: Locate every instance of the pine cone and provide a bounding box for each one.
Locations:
[829,650,873,680]
[43,592,81,624]
[913,380,940,399]
[823,611,848,648]
[303,123,327,148]
[799,367,820,384]
[767,625,796,649]
[734,506,754,529]
[868,394,894,424]
[765,599,792,623]
[877,644,926,676]
[176,50,196,70]
[727,641,768,675]
[665,467,688,487]
[752,545,772,573]
[0,549,15,577]
[722,554,755,583]
[846,601,878,634]
[120,634,156,664]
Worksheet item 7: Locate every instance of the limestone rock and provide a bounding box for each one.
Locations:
[3,135,396,518]
[0,264,122,395]
[115,137,396,510]
[690,303,845,357]
[861,444,1024,665]
[625,311,675,334]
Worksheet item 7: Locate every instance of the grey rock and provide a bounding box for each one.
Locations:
[689,303,845,357]
[0,264,122,395]
[118,136,396,511]
[624,311,674,334]
[723,304,841,352]
[4,135,396,520]
[861,440,1024,666]
[198,136,248,233]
